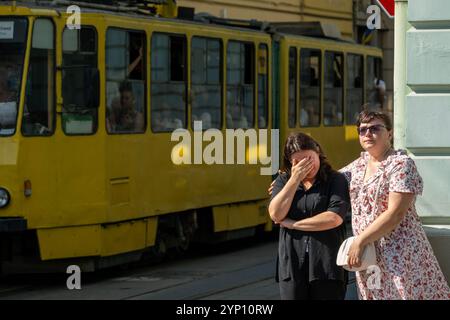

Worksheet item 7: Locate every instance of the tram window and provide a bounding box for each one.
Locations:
[61,26,99,135]
[299,49,321,127]
[324,51,343,126]
[22,19,55,136]
[346,54,364,124]
[0,18,27,137]
[106,29,146,134]
[288,47,297,128]
[80,28,96,53]
[151,33,187,132]
[258,44,268,129]
[366,56,384,110]
[171,37,185,82]
[226,41,254,129]
[191,37,222,130]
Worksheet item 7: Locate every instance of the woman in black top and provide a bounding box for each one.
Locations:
[268,133,350,300]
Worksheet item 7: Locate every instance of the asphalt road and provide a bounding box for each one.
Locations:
[0,235,357,300]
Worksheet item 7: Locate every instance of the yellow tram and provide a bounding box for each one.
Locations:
[0,0,382,272]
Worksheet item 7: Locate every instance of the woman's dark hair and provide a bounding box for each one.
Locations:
[357,108,393,130]
[119,80,133,94]
[282,132,335,182]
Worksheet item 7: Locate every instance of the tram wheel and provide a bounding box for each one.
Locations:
[175,237,190,255]
[151,236,167,263]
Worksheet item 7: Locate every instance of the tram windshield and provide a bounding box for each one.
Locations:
[0,18,27,136]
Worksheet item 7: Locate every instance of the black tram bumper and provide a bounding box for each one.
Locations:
[0,218,27,233]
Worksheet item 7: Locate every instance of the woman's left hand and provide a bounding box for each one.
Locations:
[347,237,365,268]
[280,218,296,230]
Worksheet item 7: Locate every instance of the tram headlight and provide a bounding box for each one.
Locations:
[0,188,10,208]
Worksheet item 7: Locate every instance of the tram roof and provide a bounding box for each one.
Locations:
[1,1,270,35]
[2,0,377,48]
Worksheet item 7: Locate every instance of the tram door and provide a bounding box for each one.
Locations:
[105,28,147,222]
[57,24,104,226]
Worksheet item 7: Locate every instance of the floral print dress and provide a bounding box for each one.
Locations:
[340,150,450,300]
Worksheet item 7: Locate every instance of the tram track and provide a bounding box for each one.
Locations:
[0,284,33,297]
[0,238,279,300]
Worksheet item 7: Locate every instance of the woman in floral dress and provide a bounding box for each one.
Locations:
[341,110,450,300]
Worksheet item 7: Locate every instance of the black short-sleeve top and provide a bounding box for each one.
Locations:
[270,171,350,282]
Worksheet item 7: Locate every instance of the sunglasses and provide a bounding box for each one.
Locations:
[357,124,387,136]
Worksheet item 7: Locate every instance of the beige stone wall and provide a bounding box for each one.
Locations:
[178,0,354,38]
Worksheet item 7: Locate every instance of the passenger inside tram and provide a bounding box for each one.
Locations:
[128,42,144,79]
[0,70,16,103]
[258,116,266,129]
[108,81,145,132]
[324,100,343,126]
[226,112,233,128]
[0,68,18,134]
[368,77,386,111]
[200,112,212,129]
[301,99,320,127]
[152,111,164,131]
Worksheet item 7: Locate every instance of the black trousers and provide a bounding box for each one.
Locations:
[279,254,346,300]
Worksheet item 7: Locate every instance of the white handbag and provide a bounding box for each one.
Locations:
[336,236,377,272]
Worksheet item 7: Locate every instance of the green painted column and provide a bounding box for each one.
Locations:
[394,0,408,149]
[399,0,450,283]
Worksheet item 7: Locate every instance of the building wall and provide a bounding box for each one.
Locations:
[405,0,450,221]
[399,0,450,283]
[178,0,355,38]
